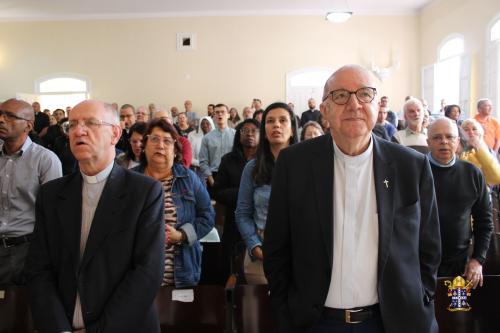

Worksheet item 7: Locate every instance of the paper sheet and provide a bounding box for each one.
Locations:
[172,289,194,302]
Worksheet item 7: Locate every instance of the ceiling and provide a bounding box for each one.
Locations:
[0,0,434,21]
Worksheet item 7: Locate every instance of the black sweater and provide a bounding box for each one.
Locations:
[430,159,493,264]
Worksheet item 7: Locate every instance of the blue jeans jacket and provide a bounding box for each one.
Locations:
[133,163,215,288]
[235,159,271,257]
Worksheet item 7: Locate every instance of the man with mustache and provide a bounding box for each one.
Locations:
[393,98,428,147]
[427,118,493,285]
[0,98,61,286]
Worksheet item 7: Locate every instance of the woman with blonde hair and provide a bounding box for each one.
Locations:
[460,118,500,185]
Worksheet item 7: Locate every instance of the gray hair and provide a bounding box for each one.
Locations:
[477,98,491,109]
[103,103,120,124]
[427,117,458,137]
[301,121,324,141]
[403,98,424,114]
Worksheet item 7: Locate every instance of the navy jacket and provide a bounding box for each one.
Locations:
[26,164,165,333]
[264,134,441,333]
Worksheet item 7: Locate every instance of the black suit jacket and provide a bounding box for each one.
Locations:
[263,134,441,333]
[26,164,165,333]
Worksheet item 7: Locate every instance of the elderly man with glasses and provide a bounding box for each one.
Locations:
[0,98,62,286]
[264,65,441,333]
[26,100,165,333]
[427,118,493,286]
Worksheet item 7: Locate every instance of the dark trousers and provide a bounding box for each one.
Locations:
[0,242,30,286]
[306,315,385,333]
[438,256,467,277]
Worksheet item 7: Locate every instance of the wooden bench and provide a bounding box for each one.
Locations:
[0,286,34,333]
[155,285,226,333]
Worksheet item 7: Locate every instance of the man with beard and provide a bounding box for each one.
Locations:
[393,98,428,147]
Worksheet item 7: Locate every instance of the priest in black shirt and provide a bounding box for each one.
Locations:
[299,98,321,127]
[427,118,493,288]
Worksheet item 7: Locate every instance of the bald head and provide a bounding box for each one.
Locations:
[322,65,378,101]
[428,117,458,138]
[71,100,119,125]
[2,98,34,122]
[320,64,379,155]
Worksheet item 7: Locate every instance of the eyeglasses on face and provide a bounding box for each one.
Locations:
[240,128,258,135]
[67,118,116,131]
[147,135,175,146]
[430,134,457,142]
[0,110,31,122]
[323,87,377,105]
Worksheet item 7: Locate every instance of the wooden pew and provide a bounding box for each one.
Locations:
[2,276,500,333]
[225,274,278,333]
[0,286,34,333]
[154,285,226,333]
[483,233,500,275]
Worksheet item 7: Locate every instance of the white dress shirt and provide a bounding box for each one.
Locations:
[325,137,379,309]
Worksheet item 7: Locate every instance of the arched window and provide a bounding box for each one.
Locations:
[433,35,467,116]
[439,37,464,60]
[35,74,89,111]
[491,19,500,42]
[487,17,500,117]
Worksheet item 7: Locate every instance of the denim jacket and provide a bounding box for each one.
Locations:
[234,159,271,257]
[133,163,215,288]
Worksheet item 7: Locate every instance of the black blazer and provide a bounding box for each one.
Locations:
[263,134,441,333]
[26,164,165,333]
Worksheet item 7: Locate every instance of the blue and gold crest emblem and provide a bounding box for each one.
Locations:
[444,276,472,312]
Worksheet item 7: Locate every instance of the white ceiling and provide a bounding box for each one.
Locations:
[0,0,434,21]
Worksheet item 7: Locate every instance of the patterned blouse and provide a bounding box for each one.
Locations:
[161,175,177,286]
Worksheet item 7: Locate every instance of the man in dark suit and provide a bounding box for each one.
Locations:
[25,100,165,333]
[264,65,441,333]
[300,98,321,127]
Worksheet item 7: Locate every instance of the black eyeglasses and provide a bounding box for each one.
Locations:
[240,128,258,135]
[0,110,31,122]
[323,87,377,105]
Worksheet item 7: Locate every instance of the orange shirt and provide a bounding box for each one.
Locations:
[474,114,500,150]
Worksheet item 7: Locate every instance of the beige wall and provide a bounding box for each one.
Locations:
[420,0,500,113]
[0,15,418,115]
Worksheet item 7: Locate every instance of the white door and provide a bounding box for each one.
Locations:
[286,68,334,117]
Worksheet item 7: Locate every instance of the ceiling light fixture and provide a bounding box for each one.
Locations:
[325,11,353,23]
[326,0,353,23]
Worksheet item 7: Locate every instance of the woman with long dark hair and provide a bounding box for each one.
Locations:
[235,102,298,284]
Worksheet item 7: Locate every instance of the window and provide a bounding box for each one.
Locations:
[491,19,500,42]
[34,74,89,111]
[487,17,500,117]
[439,37,464,60]
[434,36,467,115]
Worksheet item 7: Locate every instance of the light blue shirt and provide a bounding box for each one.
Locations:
[0,137,62,237]
[198,127,235,176]
[235,159,271,256]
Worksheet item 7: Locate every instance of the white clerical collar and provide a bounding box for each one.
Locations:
[81,162,114,184]
[332,136,373,164]
[427,153,456,168]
